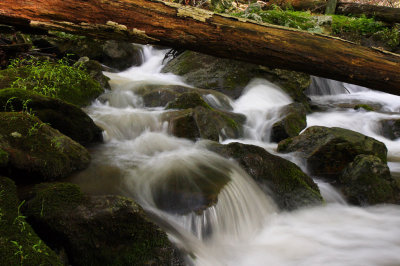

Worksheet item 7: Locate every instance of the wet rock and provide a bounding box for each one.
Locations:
[380,119,400,140]
[0,88,103,146]
[74,57,111,91]
[208,142,323,210]
[0,112,90,184]
[166,91,212,110]
[24,183,183,266]
[0,176,62,265]
[134,84,233,110]
[163,107,245,141]
[340,155,399,205]
[161,51,310,109]
[277,126,387,179]
[270,103,307,142]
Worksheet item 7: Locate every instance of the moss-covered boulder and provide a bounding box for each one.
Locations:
[0,59,104,107]
[270,102,307,142]
[166,91,212,110]
[0,88,103,146]
[0,112,90,184]
[278,126,388,179]
[163,106,245,141]
[380,119,400,140]
[24,183,183,266]
[161,51,310,109]
[0,177,62,265]
[74,57,111,91]
[340,155,399,205]
[208,142,323,210]
[133,84,233,110]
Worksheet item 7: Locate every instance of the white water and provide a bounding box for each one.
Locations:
[73,46,400,265]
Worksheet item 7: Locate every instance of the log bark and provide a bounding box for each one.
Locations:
[336,3,400,24]
[0,0,399,95]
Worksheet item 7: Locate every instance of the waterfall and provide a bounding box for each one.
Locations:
[72,45,400,266]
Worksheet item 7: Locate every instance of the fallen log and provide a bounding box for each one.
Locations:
[266,1,400,24]
[0,0,399,95]
[336,3,400,24]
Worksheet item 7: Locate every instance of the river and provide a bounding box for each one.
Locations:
[71,45,400,266]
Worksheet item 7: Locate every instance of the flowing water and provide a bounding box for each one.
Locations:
[72,45,400,265]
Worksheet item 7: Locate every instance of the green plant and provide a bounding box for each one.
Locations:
[11,240,28,266]
[13,200,27,233]
[27,122,46,137]
[332,15,384,36]
[32,240,49,256]
[4,96,18,112]
[51,136,65,152]
[7,56,102,106]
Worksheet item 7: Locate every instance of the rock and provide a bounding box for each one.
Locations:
[43,34,142,71]
[163,107,245,141]
[24,183,183,266]
[134,84,233,110]
[0,147,8,167]
[340,155,399,205]
[0,62,104,107]
[270,103,307,142]
[0,112,90,184]
[161,51,311,109]
[0,176,62,265]
[0,88,103,146]
[74,57,111,91]
[208,142,323,210]
[166,91,212,110]
[380,119,400,140]
[278,126,388,178]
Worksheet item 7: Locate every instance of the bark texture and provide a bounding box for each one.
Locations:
[336,3,400,24]
[0,0,399,95]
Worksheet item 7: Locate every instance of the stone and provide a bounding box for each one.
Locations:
[278,126,388,179]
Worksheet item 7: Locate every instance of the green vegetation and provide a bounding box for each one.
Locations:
[0,177,62,265]
[332,14,385,35]
[5,57,103,106]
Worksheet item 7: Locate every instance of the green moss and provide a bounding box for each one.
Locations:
[354,104,374,111]
[166,91,212,110]
[25,183,83,218]
[3,57,104,107]
[0,177,62,265]
[0,148,8,167]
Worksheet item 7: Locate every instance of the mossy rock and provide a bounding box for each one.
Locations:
[74,57,111,91]
[0,147,8,167]
[0,112,90,184]
[380,119,400,140]
[163,106,245,141]
[0,88,103,146]
[0,176,62,265]
[161,51,311,109]
[24,183,183,266]
[270,102,307,142]
[208,142,323,210]
[133,84,233,110]
[0,61,103,107]
[278,126,388,179]
[166,91,212,110]
[340,155,399,205]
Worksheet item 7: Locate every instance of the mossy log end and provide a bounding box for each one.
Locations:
[0,0,399,95]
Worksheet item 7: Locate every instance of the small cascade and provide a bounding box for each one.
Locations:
[232,78,293,142]
[306,76,349,95]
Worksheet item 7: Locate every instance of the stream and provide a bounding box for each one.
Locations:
[71,45,400,265]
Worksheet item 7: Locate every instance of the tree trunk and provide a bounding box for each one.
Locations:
[325,0,338,14]
[0,0,399,95]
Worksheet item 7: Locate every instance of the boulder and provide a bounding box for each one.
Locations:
[208,142,323,210]
[74,57,111,91]
[340,155,399,205]
[134,84,233,110]
[270,102,307,142]
[380,119,400,140]
[277,126,388,178]
[166,91,212,110]
[0,112,90,184]
[24,183,183,266]
[0,176,62,265]
[0,88,103,146]
[163,107,245,141]
[161,51,311,109]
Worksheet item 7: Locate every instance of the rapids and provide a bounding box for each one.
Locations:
[72,45,400,265]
